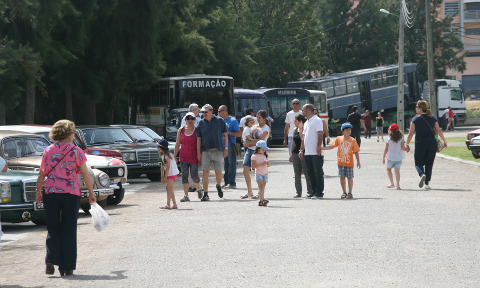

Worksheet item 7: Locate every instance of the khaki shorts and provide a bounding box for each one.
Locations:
[201,150,224,171]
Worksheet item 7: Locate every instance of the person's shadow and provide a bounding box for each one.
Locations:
[61,270,127,281]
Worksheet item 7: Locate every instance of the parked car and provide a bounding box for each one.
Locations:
[165,108,190,141]
[0,125,129,205]
[111,124,162,141]
[0,130,114,213]
[76,126,162,181]
[465,128,480,159]
[0,170,46,225]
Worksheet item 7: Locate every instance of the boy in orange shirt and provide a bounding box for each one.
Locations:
[321,123,361,199]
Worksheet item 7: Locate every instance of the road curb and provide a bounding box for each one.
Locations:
[436,153,480,167]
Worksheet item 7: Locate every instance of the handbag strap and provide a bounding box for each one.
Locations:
[45,145,75,177]
[419,114,436,136]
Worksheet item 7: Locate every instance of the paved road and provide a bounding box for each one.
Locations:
[1,134,479,287]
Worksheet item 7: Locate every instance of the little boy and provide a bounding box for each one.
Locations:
[321,123,361,199]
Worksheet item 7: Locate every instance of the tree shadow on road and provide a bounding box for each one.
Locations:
[62,270,127,281]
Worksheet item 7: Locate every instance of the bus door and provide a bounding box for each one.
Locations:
[359,81,372,112]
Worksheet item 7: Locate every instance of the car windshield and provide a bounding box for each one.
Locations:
[82,128,133,146]
[140,127,162,141]
[2,137,50,159]
[124,128,154,143]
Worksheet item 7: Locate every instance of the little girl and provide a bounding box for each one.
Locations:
[382,123,409,190]
[251,140,270,206]
[242,116,255,144]
[157,139,179,209]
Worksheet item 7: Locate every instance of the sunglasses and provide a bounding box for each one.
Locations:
[186,117,195,121]
[293,102,300,105]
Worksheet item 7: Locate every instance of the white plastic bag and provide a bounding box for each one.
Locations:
[90,202,110,232]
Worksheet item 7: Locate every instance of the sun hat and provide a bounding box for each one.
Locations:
[256,140,268,150]
[341,123,353,131]
[185,112,195,118]
[156,138,169,149]
[388,123,399,131]
[200,104,213,112]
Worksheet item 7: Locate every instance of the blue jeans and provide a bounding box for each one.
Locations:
[287,136,293,155]
[304,155,324,197]
[224,146,237,186]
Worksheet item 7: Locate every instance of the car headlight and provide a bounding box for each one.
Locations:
[123,152,136,162]
[117,168,124,177]
[1,182,11,203]
[98,172,110,187]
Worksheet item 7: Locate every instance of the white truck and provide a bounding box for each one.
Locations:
[423,79,466,130]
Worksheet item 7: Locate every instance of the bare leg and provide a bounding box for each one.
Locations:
[182,183,189,196]
[386,168,394,186]
[257,181,265,201]
[394,168,401,188]
[167,179,176,205]
[347,178,354,193]
[202,170,210,193]
[243,166,253,196]
[340,177,347,193]
[215,170,223,185]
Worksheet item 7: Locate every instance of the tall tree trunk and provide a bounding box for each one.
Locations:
[130,95,137,124]
[0,102,5,125]
[24,75,36,124]
[65,84,73,120]
[83,96,97,124]
[108,92,117,124]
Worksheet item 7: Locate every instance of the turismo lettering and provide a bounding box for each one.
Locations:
[181,80,227,89]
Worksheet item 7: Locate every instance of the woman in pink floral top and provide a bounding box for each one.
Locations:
[35,120,96,277]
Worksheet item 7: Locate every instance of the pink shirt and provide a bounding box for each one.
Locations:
[40,142,86,196]
[251,154,268,175]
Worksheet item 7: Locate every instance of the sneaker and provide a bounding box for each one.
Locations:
[216,184,223,198]
[197,188,204,199]
[419,174,426,188]
[293,193,301,198]
[188,187,197,192]
[306,193,313,199]
[424,184,431,190]
[180,195,190,202]
[200,195,210,201]
[311,195,323,199]
[226,184,236,189]
[221,184,228,189]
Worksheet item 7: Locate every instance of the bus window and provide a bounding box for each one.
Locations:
[238,99,268,114]
[334,79,347,96]
[346,77,358,93]
[371,73,383,89]
[385,70,397,86]
[267,97,287,119]
[320,82,334,97]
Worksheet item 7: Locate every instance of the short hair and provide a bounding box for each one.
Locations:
[50,120,76,142]
[245,107,254,115]
[295,114,307,123]
[189,103,199,112]
[303,103,315,113]
[219,105,228,113]
[352,106,358,112]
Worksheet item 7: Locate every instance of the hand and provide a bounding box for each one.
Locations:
[289,156,292,163]
[357,162,361,169]
[316,146,322,155]
[88,191,96,204]
[283,140,287,147]
[36,191,43,203]
[197,154,202,163]
[223,149,228,158]
[382,158,385,164]
[443,142,447,149]
[327,137,330,144]
[298,151,303,160]
[162,177,167,184]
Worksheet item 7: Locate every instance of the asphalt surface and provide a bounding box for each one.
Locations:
[1,129,479,287]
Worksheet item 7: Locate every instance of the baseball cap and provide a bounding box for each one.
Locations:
[389,123,399,131]
[341,123,353,131]
[185,112,195,118]
[156,138,169,149]
[200,104,213,112]
[256,140,268,150]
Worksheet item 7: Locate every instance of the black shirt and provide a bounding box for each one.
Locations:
[347,112,362,130]
[292,128,301,154]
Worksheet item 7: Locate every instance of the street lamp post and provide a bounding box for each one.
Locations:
[380,8,405,132]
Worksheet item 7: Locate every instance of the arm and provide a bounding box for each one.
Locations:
[316,130,324,155]
[406,122,415,149]
[434,122,447,148]
[354,152,361,169]
[321,145,335,151]
[229,129,242,138]
[173,129,182,160]
[1,162,7,173]
[197,137,202,162]
[80,163,96,204]
[382,142,389,164]
[223,132,228,158]
[35,170,45,203]
[401,140,409,152]
[382,117,384,124]
[360,118,365,129]
[283,123,290,146]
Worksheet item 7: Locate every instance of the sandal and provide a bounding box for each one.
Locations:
[251,194,259,199]
[240,194,250,199]
[341,193,347,199]
[171,204,178,209]
[160,205,171,209]
[346,193,353,199]
[386,184,395,188]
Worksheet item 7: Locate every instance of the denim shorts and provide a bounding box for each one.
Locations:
[255,173,269,182]
[386,159,402,169]
[338,165,354,178]
[243,148,254,167]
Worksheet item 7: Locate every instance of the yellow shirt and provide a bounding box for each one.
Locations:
[331,136,360,167]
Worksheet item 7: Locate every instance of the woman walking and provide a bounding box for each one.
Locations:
[241,110,270,199]
[36,120,96,276]
[174,112,203,202]
[406,100,447,189]
[289,114,313,198]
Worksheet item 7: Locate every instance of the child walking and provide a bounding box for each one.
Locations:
[251,140,270,206]
[382,123,409,190]
[322,123,361,199]
[157,139,180,209]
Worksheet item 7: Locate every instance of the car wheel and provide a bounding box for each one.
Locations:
[473,151,480,159]
[147,173,162,181]
[31,219,46,225]
[107,188,125,205]
[81,199,107,214]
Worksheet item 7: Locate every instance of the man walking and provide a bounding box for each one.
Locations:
[218,105,241,189]
[363,110,372,139]
[347,106,364,147]
[284,99,302,155]
[299,104,324,199]
[197,104,228,201]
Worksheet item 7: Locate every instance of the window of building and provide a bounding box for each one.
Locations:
[465,28,480,35]
[444,2,459,16]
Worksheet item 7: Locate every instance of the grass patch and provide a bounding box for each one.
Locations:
[466,101,480,118]
[443,137,467,143]
[439,146,480,163]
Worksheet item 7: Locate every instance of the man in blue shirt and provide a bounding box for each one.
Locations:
[218,105,241,189]
[197,104,228,201]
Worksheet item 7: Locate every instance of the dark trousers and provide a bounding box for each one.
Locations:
[414,142,436,185]
[43,192,80,271]
[365,125,372,138]
[352,129,361,147]
[304,155,324,197]
[223,146,237,186]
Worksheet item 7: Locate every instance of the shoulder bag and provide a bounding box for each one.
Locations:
[228,135,242,157]
[420,115,444,152]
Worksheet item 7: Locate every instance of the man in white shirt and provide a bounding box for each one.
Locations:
[299,104,324,199]
[284,99,302,155]
[180,103,202,128]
